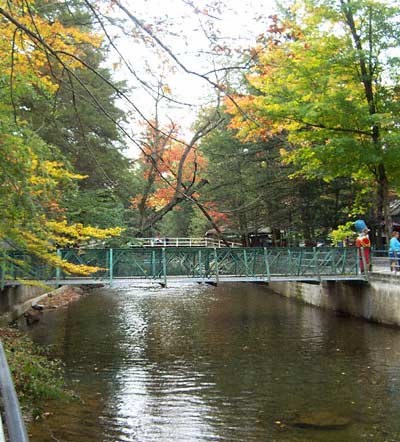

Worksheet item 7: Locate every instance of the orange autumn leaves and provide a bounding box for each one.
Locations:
[131,140,207,210]
[131,127,229,224]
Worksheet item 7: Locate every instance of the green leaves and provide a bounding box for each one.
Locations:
[2,329,68,414]
[228,0,400,237]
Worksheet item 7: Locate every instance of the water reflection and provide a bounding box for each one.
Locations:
[24,283,400,442]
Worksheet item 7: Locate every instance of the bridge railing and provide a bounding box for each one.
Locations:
[1,251,57,288]
[264,247,360,277]
[0,247,365,285]
[0,341,29,442]
[55,247,361,279]
[130,237,242,248]
[102,247,355,280]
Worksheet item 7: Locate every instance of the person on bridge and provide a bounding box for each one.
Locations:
[389,231,400,272]
[354,219,371,273]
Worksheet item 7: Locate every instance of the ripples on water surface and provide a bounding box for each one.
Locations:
[24,283,400,442]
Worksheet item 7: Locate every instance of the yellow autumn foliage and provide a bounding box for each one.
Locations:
[46,220,123,242]
[12,220,123,277]
[0,2,125,281]
[0,0,102,93]
[0,122,123,279]
[36,252,103,276]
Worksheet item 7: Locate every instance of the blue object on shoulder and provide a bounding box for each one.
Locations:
[354,219,368,232]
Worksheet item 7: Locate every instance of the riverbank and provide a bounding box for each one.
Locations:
[0,326,67,418]
[0,285,87,418]
[0,283,92,326]
[23,286,85,325]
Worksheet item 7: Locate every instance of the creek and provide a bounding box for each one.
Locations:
[21,283,400,442]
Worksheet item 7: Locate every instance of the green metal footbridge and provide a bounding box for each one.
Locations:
[1,247,368,288]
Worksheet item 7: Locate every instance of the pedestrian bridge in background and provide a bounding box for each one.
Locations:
[130,237,242,248]
[1,247,369,288]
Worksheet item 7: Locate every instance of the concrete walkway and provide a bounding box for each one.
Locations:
[371,256,400,276]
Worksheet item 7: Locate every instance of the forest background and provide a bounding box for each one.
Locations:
[1,0,400,267]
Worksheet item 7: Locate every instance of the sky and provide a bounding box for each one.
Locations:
[100,0,278,157]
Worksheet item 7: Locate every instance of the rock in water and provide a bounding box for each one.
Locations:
[24,309,43,325]
[292,411,352,429]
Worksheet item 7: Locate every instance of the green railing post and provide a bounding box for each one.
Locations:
[109,248,113,287]
[297,249,303,276]
[56,249,62,286]
[331,249,337,274]
[198,250,202,279]
[162,248,167,287]
[243,249,248,276]
[152,250,156,279]
[263,247,271,282]
[354,247,360,275]
[234,253,238,275]
[253,250,258,276]
[313,247,321,281]
[340,247,347,274]
[214,247,219,284]
[288,249,292,276]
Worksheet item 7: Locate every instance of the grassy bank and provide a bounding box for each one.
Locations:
[0,328,69,418]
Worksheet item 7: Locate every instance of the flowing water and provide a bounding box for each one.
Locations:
[22,283,400,442]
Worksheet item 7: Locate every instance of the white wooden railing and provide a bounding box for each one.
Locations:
[130,237,242,248]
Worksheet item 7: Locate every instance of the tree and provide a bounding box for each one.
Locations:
[130,117,222,235]
[226,0,400,244]
[0,0,253,243]
[0,106,122,275]
[0,0,123,275]
[0,0,102,96]
[199,112,358,244]
[1,0,131,193]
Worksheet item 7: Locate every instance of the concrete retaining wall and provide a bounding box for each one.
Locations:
[269,272,400,326]
[0,285,57,326]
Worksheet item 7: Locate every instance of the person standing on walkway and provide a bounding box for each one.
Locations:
[354,219,371,272]
[389,231,400,272]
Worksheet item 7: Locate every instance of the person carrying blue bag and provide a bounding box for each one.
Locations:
[389,231,400,272]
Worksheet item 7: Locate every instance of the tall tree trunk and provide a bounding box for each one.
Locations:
[377,164,391,247]
[342,1,391,245]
